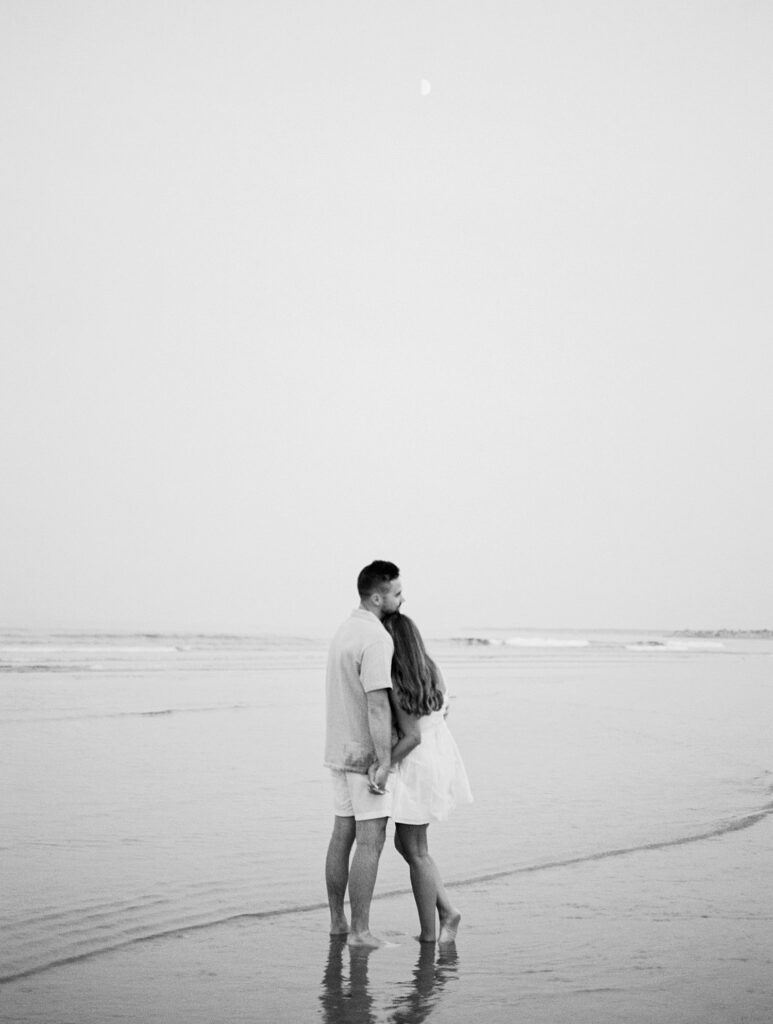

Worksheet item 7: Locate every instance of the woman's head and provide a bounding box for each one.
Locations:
[384,613,444,716]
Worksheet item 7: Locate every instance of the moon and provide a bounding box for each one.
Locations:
[420,78,432,97]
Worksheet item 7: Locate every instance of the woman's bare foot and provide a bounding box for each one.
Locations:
[329,915,349,936]
[438,909,461,944]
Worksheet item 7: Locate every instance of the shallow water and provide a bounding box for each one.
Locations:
[2,629,773,1019]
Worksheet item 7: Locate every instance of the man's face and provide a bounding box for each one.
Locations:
[380,577,404,617]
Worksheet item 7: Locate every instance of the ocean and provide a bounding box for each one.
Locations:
[2,628,772,1022]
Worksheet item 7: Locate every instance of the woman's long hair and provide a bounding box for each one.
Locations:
[384,613,445,716]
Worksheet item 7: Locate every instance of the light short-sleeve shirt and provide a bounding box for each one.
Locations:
[324,609,394,773]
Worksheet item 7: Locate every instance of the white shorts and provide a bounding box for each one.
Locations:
[330,769,393,821]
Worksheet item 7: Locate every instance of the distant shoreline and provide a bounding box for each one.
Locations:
[1,626,772,642]
[672,629,773,640]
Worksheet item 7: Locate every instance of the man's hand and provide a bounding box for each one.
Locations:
[367,762,390,795]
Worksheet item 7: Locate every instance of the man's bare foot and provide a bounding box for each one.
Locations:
[347,930,383,948]
[438,909,461,944]
[329,916,349,936]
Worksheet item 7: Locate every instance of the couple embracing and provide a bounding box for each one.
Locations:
[324,560,473,948]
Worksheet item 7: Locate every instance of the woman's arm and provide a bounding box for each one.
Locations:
[436,664,450,716]
[388,692,422,767]
[436,665,447,696]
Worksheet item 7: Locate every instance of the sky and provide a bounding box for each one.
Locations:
[2,1,771,637]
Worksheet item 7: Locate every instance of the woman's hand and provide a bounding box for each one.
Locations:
[367,762,390,795]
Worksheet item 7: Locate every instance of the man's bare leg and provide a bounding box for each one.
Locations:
[347,816,388,947]
[326,815,356,935]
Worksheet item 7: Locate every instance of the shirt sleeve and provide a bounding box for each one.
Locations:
[359,633,394,693]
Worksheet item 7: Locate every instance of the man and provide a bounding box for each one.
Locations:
[324,560,404,947]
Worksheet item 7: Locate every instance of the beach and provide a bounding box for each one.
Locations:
[2,631,772,1022]
[4,816,772,1023]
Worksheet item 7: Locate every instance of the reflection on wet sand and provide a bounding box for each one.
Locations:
[388,942,458,1024]
[319,936,458,1024]
[319,937,376,1024]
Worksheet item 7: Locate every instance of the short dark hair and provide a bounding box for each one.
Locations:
[357,560,400,599]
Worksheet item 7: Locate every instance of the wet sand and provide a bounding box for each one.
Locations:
[3,810,772,1024]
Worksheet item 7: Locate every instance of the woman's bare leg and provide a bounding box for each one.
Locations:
[395,823,460,943]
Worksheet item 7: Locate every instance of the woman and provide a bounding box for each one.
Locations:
[383,612,473,944]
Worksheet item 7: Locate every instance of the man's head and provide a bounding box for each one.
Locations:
[357,560,403,620]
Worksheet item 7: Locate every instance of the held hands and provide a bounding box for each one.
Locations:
[367,762,390,795]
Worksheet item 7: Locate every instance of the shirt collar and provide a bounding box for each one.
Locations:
[352,608,382,624]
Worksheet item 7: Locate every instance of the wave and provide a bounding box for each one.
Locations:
[3,799,771,986]
[0,645,180,655]
[131,705,248,719]
[458,799,773,884]
[450,637,500,646]
[3,704,249,724]
[504,637,591,648]
[0,633,325,653]
[0,664,74,674]
[450,636,591,648]
[626,640,726,653]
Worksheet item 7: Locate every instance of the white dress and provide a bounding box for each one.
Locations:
[390,708,473,825]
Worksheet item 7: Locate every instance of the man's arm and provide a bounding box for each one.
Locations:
[365,688,392,794]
